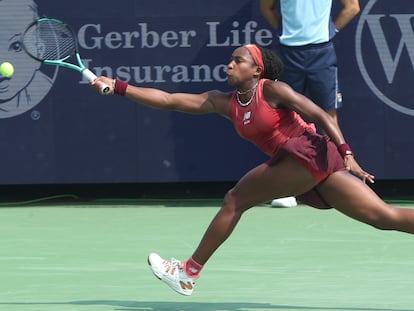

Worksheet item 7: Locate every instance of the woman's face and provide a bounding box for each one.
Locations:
[226,47,258,87]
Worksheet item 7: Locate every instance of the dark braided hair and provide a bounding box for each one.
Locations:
[257,46,283,81]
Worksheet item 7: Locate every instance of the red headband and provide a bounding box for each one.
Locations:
[243,44,265,77]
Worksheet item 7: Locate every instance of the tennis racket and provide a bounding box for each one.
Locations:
[22,17,110,94]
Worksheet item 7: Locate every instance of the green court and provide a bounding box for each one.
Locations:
[0,201,413,311]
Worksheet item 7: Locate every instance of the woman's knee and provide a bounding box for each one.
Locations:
[363,206,397,230]
[223,188,251,214]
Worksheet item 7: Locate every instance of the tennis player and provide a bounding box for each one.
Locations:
[91,45,414,296]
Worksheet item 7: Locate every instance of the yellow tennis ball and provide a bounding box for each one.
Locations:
[0,62,14,78]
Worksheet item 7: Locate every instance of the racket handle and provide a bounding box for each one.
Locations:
[82,69,110,94]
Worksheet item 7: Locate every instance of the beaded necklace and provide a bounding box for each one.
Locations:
[236,81,258,107]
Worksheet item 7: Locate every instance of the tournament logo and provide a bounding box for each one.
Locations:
[0,0,56,119]
[356,0,414,116]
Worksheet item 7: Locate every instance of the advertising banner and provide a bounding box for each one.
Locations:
[0,0,413,184]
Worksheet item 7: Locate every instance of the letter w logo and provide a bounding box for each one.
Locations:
[365,14,414,83]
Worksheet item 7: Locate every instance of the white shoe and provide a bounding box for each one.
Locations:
[271,196,297,208]
[147,253,197,296]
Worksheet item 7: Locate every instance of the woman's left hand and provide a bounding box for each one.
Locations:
[344,155,375,183]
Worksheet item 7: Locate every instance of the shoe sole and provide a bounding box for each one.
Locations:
[147,256,162,280]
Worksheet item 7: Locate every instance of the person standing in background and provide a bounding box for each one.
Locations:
[260,0,360,207]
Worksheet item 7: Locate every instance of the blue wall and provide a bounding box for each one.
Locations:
[0,0,413,185]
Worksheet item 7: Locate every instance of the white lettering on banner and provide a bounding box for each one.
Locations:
[207,21,273,47]
[356,0,414,116]
[81,59,227,84]
[78,23,197,49]
[78,21,273,50]
[76,20,273,86]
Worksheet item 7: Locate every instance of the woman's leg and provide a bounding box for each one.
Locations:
[148,155,316,295]
[191,155,316,265]
[317,171,414,234]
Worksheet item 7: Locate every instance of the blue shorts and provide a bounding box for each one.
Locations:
[279,41,342,112]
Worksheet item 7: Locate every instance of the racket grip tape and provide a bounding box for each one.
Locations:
[82,69,110,94]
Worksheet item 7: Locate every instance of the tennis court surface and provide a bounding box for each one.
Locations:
[0,200,413,311]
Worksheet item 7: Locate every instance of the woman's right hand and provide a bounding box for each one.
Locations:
[90,76,115,95]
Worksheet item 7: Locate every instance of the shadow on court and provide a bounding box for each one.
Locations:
[0,300,410,311]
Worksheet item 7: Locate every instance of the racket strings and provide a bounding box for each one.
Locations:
[23,20,76,61]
